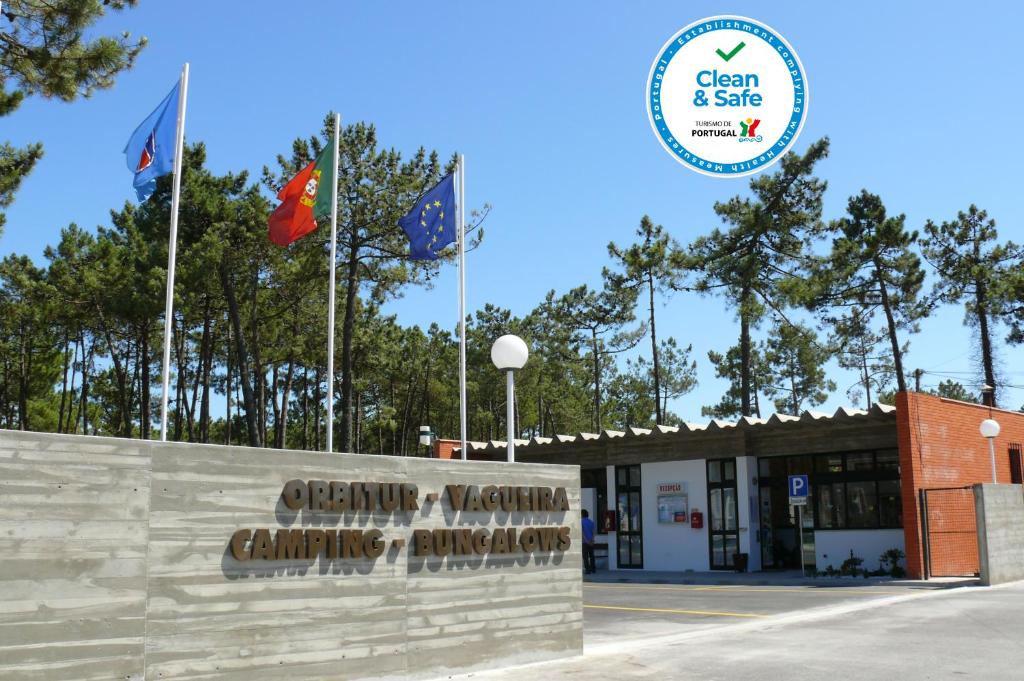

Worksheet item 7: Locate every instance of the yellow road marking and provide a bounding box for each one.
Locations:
[584,603,766,618]
[584,584,905,596]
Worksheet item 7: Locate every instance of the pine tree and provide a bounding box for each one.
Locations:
[702,343,771,419]
[689,138,830,416]
[1,0,146,233]
[921,205,1023,406]
[555,283,643,431]
[827,307,893,408]
[606,216,687,424]
[762,319,835,415]
[816,191,928,394]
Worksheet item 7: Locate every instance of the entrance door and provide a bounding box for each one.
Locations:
[707,459,739,569]
[758,456,815,570]
[615,464,643,568]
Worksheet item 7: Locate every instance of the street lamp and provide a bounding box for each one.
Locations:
[491,334,529,463]
[418,425,433,457]
[980,417,1000,483]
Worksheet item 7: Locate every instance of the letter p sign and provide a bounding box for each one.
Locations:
[788,474,808,504]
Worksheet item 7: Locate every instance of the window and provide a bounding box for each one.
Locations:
[846,452,874,472]
[878,480,902,527]
[1010,444,1023,485]
[846,481,879,528]
[615,465,643,568]
[758,450,902,530]
[816,482,846,528]
[876,449,900,471]
[707,459,740,569]
[723,460,736,481]
[787,455,813,476]
[816,455,843,474]
[708,462,722,483]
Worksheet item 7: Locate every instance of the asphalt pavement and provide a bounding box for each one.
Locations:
[580,579,935,647]
[442,576,1023,680]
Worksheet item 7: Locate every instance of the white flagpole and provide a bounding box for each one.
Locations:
[325,113,341,453]
[457,154,467,460]
[159,62,189,442]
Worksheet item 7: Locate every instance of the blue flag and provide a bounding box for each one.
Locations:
[123,81,181,202]
[399,174,457,260]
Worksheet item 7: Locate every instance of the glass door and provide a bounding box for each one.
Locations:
[757,456,815,570]
[615,464,643,568]
[707,459,739,569]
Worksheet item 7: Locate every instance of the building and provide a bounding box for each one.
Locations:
[439,392,1024,579]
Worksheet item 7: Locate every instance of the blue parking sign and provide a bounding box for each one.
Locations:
[788,474,809,499]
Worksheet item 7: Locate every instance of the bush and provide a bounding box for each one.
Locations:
[840,550,864,577]
[879,547,906,578]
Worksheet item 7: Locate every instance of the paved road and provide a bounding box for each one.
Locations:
[581,580,929,647]
[451,580,1024,680]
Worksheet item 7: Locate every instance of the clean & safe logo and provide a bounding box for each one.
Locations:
[646,16,808,177]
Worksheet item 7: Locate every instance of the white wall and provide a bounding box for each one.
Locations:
[581,488,596,519]
[815,529,905,572]
[736,456,761,571]
[640,460,709,571]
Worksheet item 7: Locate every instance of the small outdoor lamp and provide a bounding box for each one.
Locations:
[490,334,529,463]
[980,417,1001,483]
[418,425,434,457]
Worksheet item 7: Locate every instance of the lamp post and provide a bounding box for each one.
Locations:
[980,417,1000,483]
[418,425,434,458]
[490,335,529,463]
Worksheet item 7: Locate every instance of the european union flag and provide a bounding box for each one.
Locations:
[399,174,457,260]
[123,81,181,202]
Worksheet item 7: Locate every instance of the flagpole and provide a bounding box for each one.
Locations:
[457,154,467,460]
[159,63,189,442]
[325,112,341,453]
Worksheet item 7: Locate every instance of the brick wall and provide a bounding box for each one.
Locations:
[432,438,502,461]
[896,392,1024,578]
[433,438,461,459]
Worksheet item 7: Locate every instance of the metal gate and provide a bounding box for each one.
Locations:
[920,486,979,578]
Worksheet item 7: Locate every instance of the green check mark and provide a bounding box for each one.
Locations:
[716,42,746,62]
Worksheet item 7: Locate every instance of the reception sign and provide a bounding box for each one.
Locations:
[657,481,689,523]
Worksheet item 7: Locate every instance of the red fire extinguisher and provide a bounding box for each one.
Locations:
[690,509,703,529]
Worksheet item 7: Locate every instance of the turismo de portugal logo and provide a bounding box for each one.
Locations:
[647,16,808,177]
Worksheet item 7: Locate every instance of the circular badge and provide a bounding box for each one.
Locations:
[646,16,808,177]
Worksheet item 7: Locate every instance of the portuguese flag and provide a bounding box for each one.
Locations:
[267,145,335,247]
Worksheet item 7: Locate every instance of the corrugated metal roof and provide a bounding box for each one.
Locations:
[462,403,896,454]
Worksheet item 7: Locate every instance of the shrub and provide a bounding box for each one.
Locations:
[840,550,864,577]
[879,547,906,578]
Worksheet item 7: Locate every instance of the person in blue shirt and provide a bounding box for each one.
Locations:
[581,509,596,574]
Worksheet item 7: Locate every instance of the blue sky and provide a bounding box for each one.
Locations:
[3,1,1023,419]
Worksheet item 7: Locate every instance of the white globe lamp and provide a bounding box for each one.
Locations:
[491,334,529,370]
[980,418,1001,483]
[979,419,1000,439]
[491,335,529,462]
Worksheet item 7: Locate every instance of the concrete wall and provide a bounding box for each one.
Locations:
[0,430,582,680]
[814,529,905,572]
[974,483,1024,586]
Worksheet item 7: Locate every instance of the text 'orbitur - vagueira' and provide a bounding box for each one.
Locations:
[228,479,573,562]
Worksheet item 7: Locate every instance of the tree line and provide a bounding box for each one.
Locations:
[1,2,1022,453]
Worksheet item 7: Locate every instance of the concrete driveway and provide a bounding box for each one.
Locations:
[582,579,932,647]
[449,576,1021,680]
